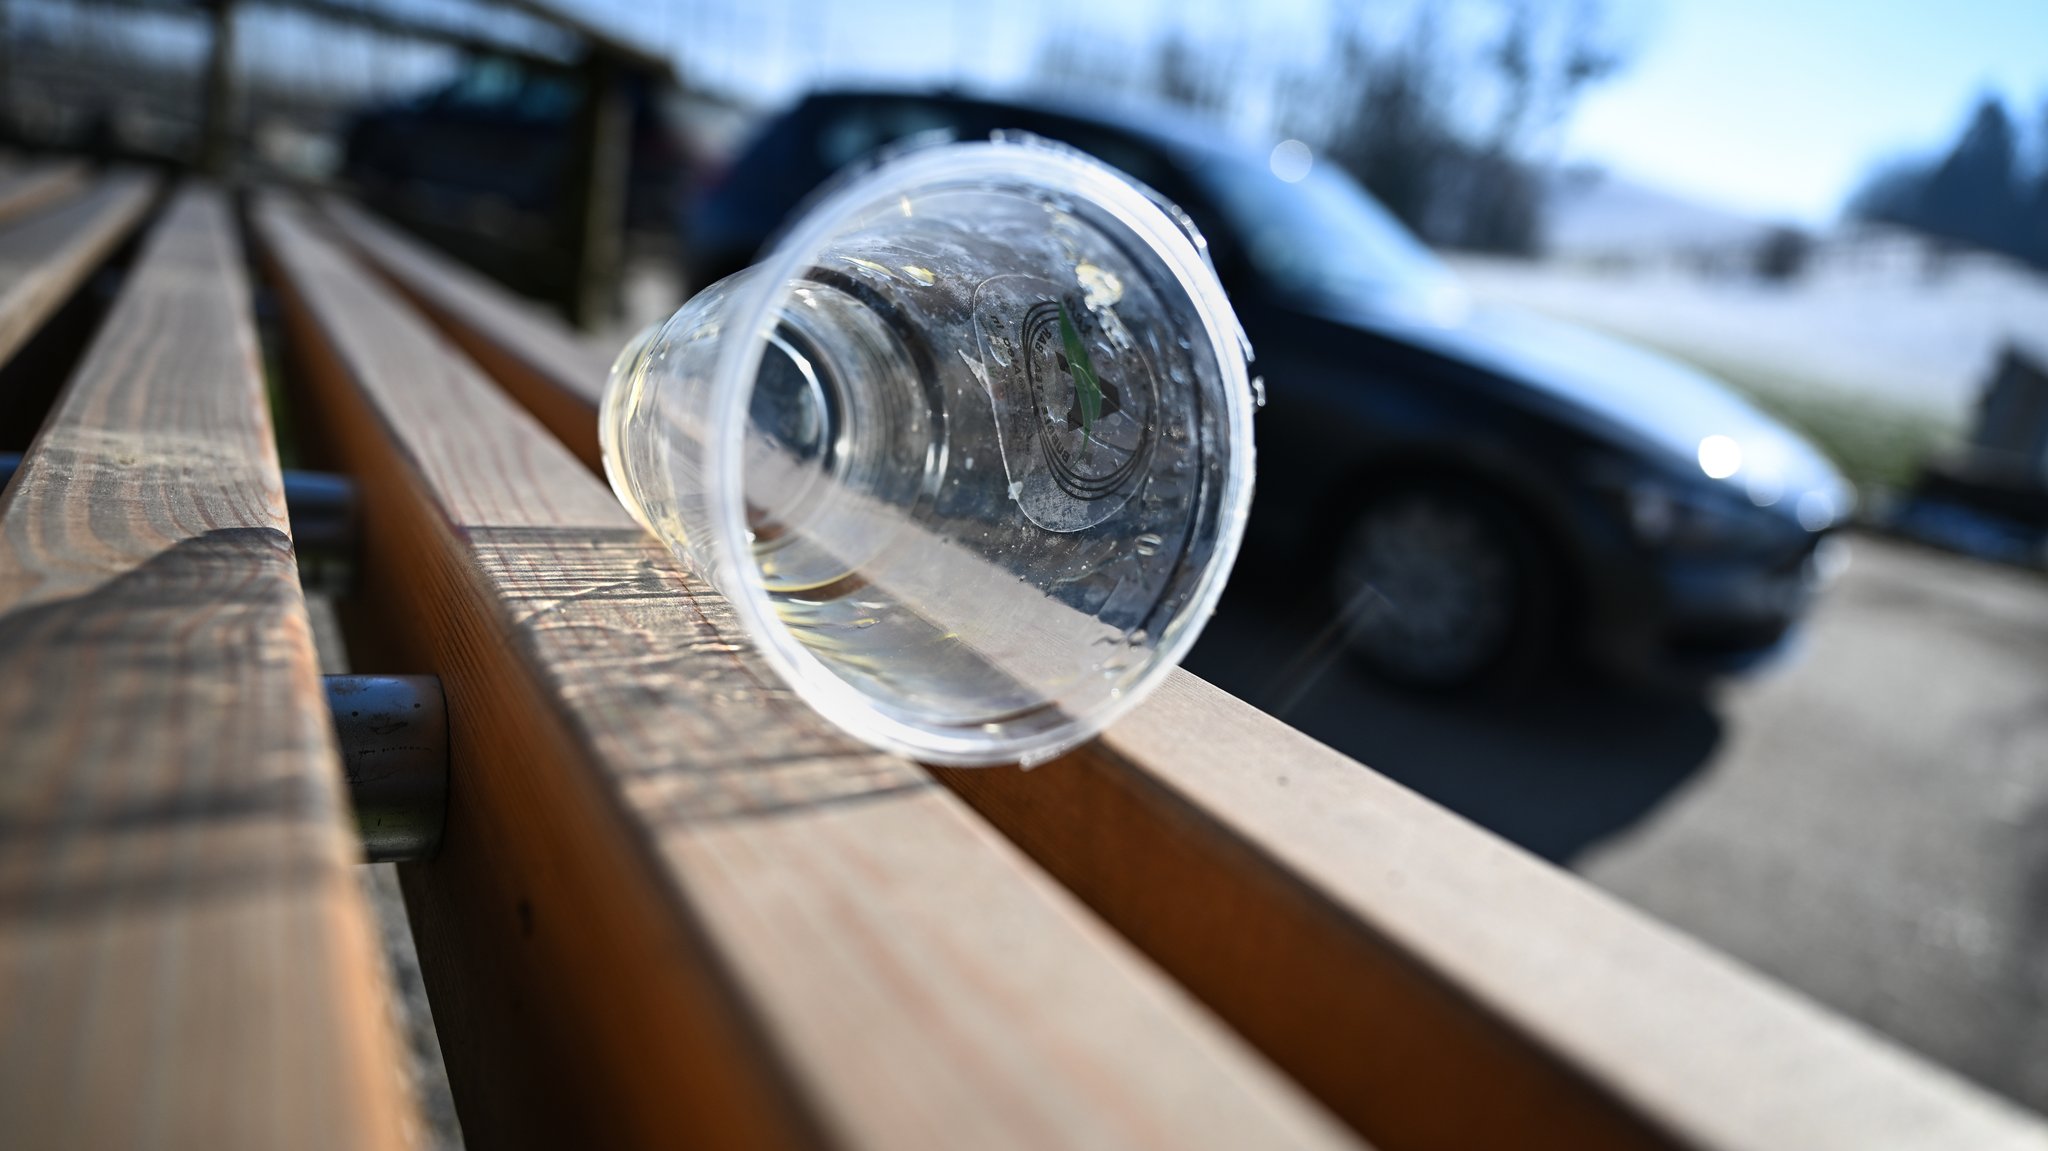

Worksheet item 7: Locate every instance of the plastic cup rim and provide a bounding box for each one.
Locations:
[702,136,1257,767]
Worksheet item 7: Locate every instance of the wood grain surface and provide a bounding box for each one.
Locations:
[938,674,2048,1151]
[0,160,90,227]
[319,196,611,469]
[0,170,155,371]
[256,194,1360,1151]
[340,182,2048,1151]
[0,188,419,1149]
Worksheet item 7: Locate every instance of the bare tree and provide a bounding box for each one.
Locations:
[1154,33,1229,116]
[1026,1,1629,255]
[1298,0,1628,252]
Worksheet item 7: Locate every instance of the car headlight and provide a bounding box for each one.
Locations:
[1622,477,1782,552]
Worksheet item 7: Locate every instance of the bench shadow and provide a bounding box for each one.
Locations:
[1184,586,1722,864]
[0,527,343,921]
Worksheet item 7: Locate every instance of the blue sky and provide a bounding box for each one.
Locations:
[605,0,2048,224]
[502,0,2048,224]
[1559,0,2048,223]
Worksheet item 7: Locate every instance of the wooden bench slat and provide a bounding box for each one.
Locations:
[0,188,418,1150]
[321,197,612,470]
[335,188,2048,1150]
[940,677,2048,1151]
[256,195,1360,1151]
[0,160,91,227]
[0,171,156,370]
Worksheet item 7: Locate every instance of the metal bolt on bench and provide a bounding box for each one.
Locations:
[324,675,449,862]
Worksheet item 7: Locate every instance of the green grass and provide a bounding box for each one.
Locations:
[1730,380,1957,492]
[1627,344,1961,494]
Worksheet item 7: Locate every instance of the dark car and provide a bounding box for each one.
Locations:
[696,90,1852,689]
[342,56,690,301]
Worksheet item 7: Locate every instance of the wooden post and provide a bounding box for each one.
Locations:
[562,50,628,330]
[199,0,237,177]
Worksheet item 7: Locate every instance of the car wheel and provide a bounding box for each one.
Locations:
[1331,480,1547,688]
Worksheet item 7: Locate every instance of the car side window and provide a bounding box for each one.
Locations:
[439,59,523,110]
[1029,126,1242,275]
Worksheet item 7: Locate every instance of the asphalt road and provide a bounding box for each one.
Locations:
[1183,531,2048,1115]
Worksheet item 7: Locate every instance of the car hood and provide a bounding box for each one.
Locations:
[1332,297,1850,515]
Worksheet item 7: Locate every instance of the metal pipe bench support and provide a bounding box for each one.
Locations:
[0,453,358,565]
[325,675,449,863]
[6,452,423,858]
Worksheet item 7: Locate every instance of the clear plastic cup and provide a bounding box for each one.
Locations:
[600,136,1255,766]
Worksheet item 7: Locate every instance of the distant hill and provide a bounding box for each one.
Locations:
[1539,168,1777,263]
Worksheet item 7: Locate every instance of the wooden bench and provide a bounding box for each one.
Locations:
[0,158,92,228]
[1,172,2041,1150]
[0,184,413,1148]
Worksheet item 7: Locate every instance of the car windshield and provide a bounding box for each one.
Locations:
[1196,155,1457,305]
